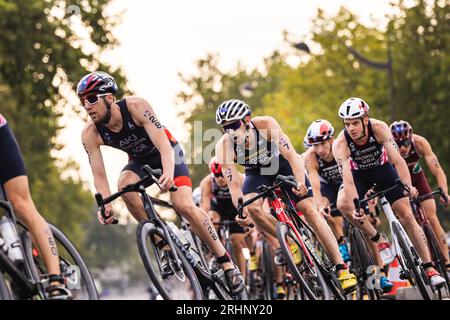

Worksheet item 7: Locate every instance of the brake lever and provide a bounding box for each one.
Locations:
[352,198,364,225]
[237,197,254,228]
[94,193,119,225]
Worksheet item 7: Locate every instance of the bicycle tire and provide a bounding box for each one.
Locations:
[21,223,99,300]
[349,227,381,300]
[423,223,450,291]
[261,240,275,300]
[136,220,203,300]
[392,221,432,300]
[300,222,346,300]
[0,272,11,300]
[276,222,331,300]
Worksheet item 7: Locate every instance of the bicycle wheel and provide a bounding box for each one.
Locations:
[261,240,275,300]
[136,220,203,300]
[300,223,346,300]
[21,223,98,300]
[0,271,11,300]
[423,223,450,291]
[276,222,331,300]
[392,221,431,300]
[349,227,381,300]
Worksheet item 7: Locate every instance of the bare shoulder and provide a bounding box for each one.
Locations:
[200,175,212,189]
[125,96,149,109]
[251,116,277,128]
[370,118,390,132]
[81,120,101,145]
[413,134,430,153]
[303,148,317,164]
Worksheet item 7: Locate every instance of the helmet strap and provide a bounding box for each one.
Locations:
[357,118,367,141]
[101,96,112,125]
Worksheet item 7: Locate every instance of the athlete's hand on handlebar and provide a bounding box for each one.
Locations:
[97,204,116,225]
[440,191,449,208]
[404,184,419,198]
[158,172,174,192]
[292,182,308,197]
[235,206,253,228]
[319,205,332,219]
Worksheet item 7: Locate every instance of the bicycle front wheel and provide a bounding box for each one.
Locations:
[0,271,11,300]
[276,222,331,300]
[21,223,99,300]
[136,221,203,300]
[392,221,431,300]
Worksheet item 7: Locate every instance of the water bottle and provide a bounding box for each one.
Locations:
[378,237,395,265]
[0,217,24,264]
[167,222,189,248]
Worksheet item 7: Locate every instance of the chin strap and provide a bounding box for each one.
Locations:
[101,96,112,124]
[356,118,367,141]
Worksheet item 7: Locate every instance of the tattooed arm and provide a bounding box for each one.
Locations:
[415,134,449,197]
[130,97,175,189]
[372,119,412,187]
[81,122,111,198]
[215,136,245,209]
[199,175,213,213]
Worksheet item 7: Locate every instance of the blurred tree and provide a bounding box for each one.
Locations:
[0,0,129,242]
[177,1,449,226]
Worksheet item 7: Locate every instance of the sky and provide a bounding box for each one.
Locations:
[57,0,400,193]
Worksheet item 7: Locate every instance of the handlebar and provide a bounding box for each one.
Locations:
[236,174,311,229]
[94,165,178,225]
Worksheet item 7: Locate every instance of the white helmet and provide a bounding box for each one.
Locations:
[338,97,370,119]
[306,119,335,145]
[216,99,251,125]
[192,187,201,207]
[303,135,312,150]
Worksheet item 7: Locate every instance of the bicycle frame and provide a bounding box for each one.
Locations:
[95,166,234,298]
[378,195,422,272]
[0,200,43,299]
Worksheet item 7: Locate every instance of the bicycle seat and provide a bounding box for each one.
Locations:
[275,175,297,187]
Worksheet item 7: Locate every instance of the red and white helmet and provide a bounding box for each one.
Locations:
[306,119,335,145]
[209,156,223,176]
[338,97,370,120]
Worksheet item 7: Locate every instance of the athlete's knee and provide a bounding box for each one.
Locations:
[247,201,264,220]
[174,201,198,220]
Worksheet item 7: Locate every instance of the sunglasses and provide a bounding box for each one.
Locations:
[81,93,110,106]
[214,173,223,178]
[222,121,242,132]
[396,139,411,148]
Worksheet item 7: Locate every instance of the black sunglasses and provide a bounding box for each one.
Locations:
[396,139,411,148]
[222,121,242,132]
[214,173,223,178]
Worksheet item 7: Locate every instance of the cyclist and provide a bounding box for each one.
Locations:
[199,156,248,278]
[0,113,71,299]
[77,71,244,295]
[390,120,450,275]
[214,99,357,292]
[303,119,393,292]
[333,97,446,289]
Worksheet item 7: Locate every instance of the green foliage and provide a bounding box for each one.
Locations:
[0,0,129,261]
[178,1,449,225]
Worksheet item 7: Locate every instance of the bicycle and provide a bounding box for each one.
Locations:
[410,187,450,293]
[95,165,246,300]
[237,174,334,300]
[354,179,438,300]
[325,204,383,300]
[0,200,98,300]
[246,234,277,300]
